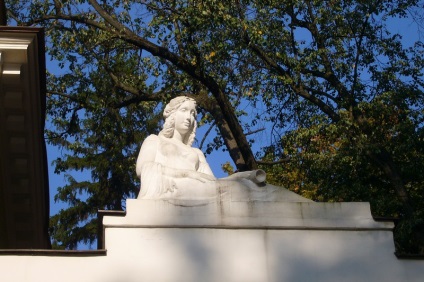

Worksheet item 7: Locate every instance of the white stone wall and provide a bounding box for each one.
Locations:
[0,198,423,282]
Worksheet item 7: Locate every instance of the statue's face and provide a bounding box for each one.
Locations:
[174,100,196,136]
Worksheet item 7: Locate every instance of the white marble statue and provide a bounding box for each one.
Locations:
[136,96,216,199]
[136,96,309,202]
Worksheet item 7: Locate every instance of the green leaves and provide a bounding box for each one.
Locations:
[6,0,424,252]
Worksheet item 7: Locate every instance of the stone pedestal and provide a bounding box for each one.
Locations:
[100,197,405,282]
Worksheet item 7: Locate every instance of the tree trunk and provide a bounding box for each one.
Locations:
[197,95,251,172]
[368,149,414,216]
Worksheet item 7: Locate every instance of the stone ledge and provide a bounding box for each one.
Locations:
[103,199,394,230]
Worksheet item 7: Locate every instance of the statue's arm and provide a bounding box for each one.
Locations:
[136,135,159,177]
[157,146,215,181]
[193,148,216,178]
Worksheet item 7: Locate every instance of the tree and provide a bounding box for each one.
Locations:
[5,0,424,252]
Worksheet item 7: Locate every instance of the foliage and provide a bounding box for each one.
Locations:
[5,0,424,252]
[262,94,424,253]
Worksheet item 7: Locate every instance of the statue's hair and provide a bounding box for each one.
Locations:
[159,96,197,146]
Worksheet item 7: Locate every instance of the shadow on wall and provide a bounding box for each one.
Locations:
[271,230,396,282]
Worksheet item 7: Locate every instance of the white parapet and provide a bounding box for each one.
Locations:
[104,199,394,230]
[2,195,423,282]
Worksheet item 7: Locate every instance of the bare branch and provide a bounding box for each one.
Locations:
[199,121,216,150]
[245,127,265,136]
[257,157,291,165]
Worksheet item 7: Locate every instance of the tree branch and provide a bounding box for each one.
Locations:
[367,149,414,216]
[87,0,131,34]
[245,127,265,136]
[257,157,290,165]
[199,121,216,150]
[237,1,340,122]
[290,4,351,106]
[28,2,258,171]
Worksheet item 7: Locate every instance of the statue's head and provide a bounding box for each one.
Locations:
[160,96,197,146]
